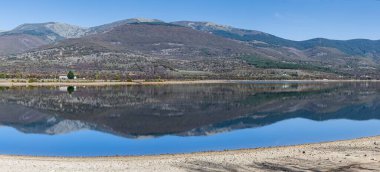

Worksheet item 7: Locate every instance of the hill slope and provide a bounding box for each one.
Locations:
[173,21,380,58]
[4,22,269,79]
[0,22,87,55]
[0,18,379,79]
[52,22,256,57]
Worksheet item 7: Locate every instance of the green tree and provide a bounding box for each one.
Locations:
[15,72,22,79]
[0,73,6,79]
[28,78,38,83]
[95,72,100,80]
[127,77,133,82]
[67,71,75,80]
[114,73,121,81]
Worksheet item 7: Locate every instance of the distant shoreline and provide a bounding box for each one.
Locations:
[0,79,379,87]
[0,136,379,171]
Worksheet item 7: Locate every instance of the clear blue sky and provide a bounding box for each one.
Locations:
[1,0,379,41]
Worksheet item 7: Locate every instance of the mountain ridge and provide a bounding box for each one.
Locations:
[1,18,380,79]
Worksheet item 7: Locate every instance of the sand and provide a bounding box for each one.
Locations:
[0,136,379,172]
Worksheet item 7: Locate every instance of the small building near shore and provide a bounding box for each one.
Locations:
[59,76,77,80]
[59,76,68,80]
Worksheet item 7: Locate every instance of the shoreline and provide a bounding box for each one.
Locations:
[1,136,379,171]
[0,79,380,87]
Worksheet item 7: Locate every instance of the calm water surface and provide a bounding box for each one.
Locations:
[0,82,380,156]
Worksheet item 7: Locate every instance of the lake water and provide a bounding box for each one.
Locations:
[1,82,380,156]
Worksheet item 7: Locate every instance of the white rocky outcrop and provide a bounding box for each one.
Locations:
[45,22,88,38]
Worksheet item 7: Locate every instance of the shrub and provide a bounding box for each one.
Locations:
[28,78,38,83]
[0,73,6,79]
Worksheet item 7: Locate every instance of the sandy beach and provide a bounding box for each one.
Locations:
[0,79,380,87]
[0,136,378,172]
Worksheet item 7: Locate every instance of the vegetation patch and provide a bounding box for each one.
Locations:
[240,55,337,73]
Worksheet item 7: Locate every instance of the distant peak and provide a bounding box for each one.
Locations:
[44,23,87,38]
[44,22,86,29]
[203,21,231,28]
[13,22,82,30]
[15,22,54,27]
[88,18,166,34]
[172,21,235,32]
[10,22,87,39]
[128,18,163,23]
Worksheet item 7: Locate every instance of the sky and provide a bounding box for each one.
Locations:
[0,0,380,41]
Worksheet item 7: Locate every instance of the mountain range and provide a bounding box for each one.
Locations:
[0,18,379,79]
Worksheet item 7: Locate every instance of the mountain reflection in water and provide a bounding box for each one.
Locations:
[0,82,379,138]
